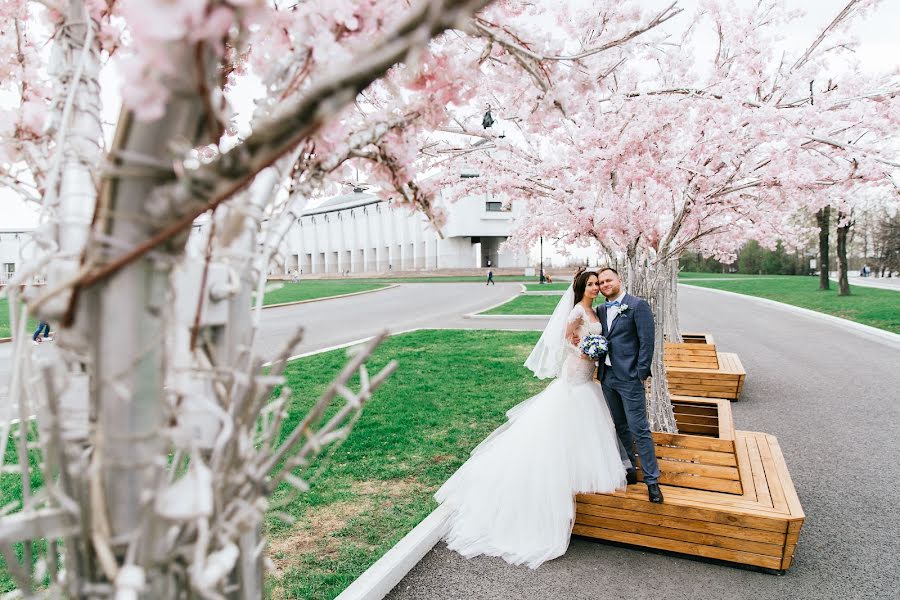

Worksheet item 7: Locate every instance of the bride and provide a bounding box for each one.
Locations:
[435,268,627,568]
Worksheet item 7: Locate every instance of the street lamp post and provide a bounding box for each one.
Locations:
[539,236,544,284]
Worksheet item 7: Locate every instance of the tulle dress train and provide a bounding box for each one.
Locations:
[435,305,626,568]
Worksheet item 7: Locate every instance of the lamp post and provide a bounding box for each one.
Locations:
[539,236,544,284]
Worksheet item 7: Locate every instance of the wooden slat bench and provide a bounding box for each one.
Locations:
[664,333,719,369]
[671,395,734,438]
[574,430,804,572]
[666,351,746,400]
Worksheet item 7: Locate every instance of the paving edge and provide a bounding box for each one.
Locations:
[467,313,548,320]
[0,285,401,344]
[334,505,450,600]
[680,283,900,349]
[260,283,399,309]
[464,283,529,319]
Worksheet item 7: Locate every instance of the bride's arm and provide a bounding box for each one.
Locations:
[565,312,591,360]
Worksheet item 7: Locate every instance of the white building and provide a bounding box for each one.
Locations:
[282,187,528,275]
[0,229,37,285]
[3,188,531,283]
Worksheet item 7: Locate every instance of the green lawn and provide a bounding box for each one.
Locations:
[261,281,389,306]
[482,295,591,315]
[1,330,546,596]
[523,283,569,292]
[681,276,900,334]
[266,329,545,599]
[677,272,796,279]
[0,298,38,339]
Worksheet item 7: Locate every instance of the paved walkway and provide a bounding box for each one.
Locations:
[387,284,900,600]
[0,283,538,410]
[834,272,900,291]
[3,282,898,599]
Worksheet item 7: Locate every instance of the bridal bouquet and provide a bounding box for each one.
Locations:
[579,334,608,360]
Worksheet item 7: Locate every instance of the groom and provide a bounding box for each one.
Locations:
[594,268,663,503]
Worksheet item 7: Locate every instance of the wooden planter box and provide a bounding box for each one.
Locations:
[574,398,804,572]
[664,333,719,369]
[666,352,746,400]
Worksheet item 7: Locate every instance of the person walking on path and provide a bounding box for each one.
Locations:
[486,269,495,285]
[32,321,52,345]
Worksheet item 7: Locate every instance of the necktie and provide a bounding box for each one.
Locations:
[603,300,621,308]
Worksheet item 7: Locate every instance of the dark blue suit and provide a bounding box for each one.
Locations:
[596,294,660,485]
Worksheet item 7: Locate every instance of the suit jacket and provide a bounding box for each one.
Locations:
[596,293,655,382]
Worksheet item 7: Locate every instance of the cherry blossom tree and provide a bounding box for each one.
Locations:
[433,0,900,432]
[0,0,689,596]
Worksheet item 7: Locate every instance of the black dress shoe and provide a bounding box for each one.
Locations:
[626,470,638,485]
[647,483,664,503]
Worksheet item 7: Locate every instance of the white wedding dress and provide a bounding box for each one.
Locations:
[435,302,626,568]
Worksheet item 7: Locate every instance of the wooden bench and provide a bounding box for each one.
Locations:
[574,430,804,572]
[664,333,719,369]
[671,394,733,438]
[666,351,746,400]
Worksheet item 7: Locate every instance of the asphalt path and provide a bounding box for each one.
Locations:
[386,284,900,600]
[0,282,535,407]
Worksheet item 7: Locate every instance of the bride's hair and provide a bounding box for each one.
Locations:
[572,269,597,306]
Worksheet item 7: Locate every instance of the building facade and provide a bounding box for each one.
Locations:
[0,229,36,285]
[3,189,530,283]
[282,188,527,275]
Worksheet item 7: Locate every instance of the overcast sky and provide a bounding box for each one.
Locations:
[3,0,898,229]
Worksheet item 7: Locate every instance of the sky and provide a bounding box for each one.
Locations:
[3,0,899,232]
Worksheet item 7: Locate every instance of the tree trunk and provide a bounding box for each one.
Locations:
[817,206,831,290]
[621,248,678,434]
[836,210,852,296]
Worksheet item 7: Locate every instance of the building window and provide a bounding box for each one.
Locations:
[3,263,14,281]
[485,201,504,212]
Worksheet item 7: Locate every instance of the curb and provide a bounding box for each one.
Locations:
[335,505,450,600]
[260,284,399,309]
[463,284,528,319]
[679,283,900,349]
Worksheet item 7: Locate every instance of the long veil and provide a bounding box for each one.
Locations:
[524,285,575,379]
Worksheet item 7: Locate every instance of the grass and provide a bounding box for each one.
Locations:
[523,283,569,292]
[0,330,546,596]
[261,281,389,306]
[676,272,794,279]
[0,298,39,339]
[486,274,900,334]
[681,276,900,335]
[1,422,46,593]
[482,295,581,315]
[265,329,545,599]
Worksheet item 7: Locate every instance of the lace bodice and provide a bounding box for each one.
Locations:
[564,304,603,384]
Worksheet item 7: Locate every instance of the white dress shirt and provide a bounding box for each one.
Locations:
[604,290,626,366]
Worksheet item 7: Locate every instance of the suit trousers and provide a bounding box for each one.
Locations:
[601,373,660,485]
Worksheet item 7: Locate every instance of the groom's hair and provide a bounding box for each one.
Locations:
[597,266,619,277]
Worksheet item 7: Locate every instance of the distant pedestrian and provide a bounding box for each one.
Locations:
[32,321,51,345]
[486,270,495,285]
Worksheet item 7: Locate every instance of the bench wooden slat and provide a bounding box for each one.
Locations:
[571,524,785,570]
[574,431,804,571]
[576,503,786,545]
[653,445,737,467]
[575,514,784,557]
[652,431,735,453]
